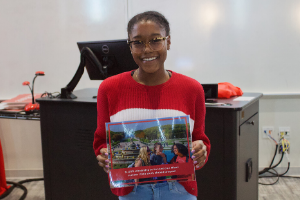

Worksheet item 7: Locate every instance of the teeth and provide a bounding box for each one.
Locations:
[143,57,157,61]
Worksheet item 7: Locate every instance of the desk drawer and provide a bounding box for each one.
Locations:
[237,113,259,200]
[239,101,259,125]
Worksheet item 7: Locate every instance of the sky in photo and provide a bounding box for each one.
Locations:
[107,116,189,134]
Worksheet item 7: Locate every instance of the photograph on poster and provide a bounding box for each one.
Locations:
[106,115,195,188]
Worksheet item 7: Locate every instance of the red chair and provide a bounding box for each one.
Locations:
[0,140,10,195]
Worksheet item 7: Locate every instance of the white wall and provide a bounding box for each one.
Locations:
[1,0,300,100]
[128,0,300,94]
[0,0,128,100]
[259,95,300,175]
[0,0,299,176]
[0,119,43,178]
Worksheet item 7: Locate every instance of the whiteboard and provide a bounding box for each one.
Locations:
[0,0,128,99]
[1,0,300,99]
[128,0,300,94]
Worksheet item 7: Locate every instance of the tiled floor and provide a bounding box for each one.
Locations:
[259,177,300,200]
[2,177,300,200]
[2,179,45,200]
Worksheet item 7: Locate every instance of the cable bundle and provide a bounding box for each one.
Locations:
[41,91,60,98]
[0,178,43,200]
[259,133,292,185]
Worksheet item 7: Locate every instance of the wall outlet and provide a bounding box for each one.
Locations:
[278,127,290,139]
[262,126,274,139]
[279,143,290,154]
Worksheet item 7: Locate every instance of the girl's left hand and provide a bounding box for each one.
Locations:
[191,140,207,168]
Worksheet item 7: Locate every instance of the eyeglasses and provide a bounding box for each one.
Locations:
[127,36,169,53]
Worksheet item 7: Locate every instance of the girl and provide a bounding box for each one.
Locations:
[170,143,189,164]
[150,142,167,166]
[169,143,194,181]
[135,146,151,167]
[134,146,152,185]
[95,11,210,200]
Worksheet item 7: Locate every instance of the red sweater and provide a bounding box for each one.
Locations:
[93,70,211,197]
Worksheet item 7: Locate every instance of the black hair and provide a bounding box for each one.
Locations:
[127,11,170,39]
[171,143,189,157]
[153,142,163,154]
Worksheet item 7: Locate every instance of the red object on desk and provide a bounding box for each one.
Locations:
[24,103,40,112]
[2,94,42,104]
[0,140,10,195]
[218,82,243,99]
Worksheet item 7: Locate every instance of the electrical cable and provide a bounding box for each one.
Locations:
[276,175,300,178]
[0,181,27,200]
[267,133,278,145]
[258,168,280,185]
[270,152,284,169]
[0,178,44,200]
[261,162,290,177]
[269,145,278,168]
[259,131,280,175]
[263,152,290,177]
[260,176,300,179]
[259,144,278,175]
[258,132,293,186]
[41,91,60,98]
[18,178,44,184]
[259,151,284,176]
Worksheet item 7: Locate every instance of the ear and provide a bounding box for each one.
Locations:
[167,35,171,50]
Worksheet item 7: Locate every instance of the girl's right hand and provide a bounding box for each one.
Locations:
[157,152,166,158]
[96,148,110,173]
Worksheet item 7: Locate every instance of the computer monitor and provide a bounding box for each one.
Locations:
[63,39,218,100]
[77,39,138,80]
[60,39,138,99]
[202,84,218,102]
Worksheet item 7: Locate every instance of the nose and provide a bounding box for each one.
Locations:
[144,43,152,53]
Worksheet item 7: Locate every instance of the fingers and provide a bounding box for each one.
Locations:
[103,166,110,173]
[192,140,203,153]
[98,159,110,173]
[191,140,207,168]
[192,149,207,168]
[97,148,110,173]
[100,148,108,157]
[192,147,206,160]
[97,155,109,165]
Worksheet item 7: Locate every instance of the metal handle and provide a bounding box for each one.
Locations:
[247,121,255,125]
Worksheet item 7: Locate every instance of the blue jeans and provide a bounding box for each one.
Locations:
[118,182,197,200]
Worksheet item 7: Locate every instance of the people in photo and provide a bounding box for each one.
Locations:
[150,142,167,165]
[134,146,153,185]
[170,143,194,181]
[170,143,189,164]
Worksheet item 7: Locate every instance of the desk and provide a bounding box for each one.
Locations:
[37,89,262,200]
[0,112,40,120]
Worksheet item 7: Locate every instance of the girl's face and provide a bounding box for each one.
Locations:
[129,20,170,74]
[155,145,163,153]
[173,145,178,155]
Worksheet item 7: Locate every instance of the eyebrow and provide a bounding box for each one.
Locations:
[132,33,162,39]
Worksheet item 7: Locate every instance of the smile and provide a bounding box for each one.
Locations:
[142,57,158,61]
